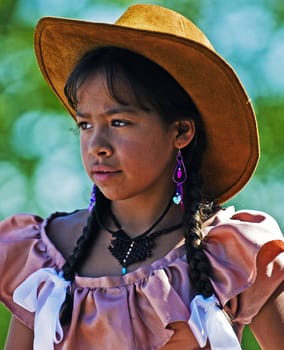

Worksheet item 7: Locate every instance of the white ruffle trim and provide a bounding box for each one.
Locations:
[13,267,70,350]
[188,294,242,349]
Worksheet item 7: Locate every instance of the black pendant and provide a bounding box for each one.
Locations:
[108,229,155,268]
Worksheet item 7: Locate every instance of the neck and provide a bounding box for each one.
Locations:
[109,193,183,238]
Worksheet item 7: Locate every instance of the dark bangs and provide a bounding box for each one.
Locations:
[64,46,201,126]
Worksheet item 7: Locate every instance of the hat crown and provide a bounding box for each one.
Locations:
[115,4,214,50]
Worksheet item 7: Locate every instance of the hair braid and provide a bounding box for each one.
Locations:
[60,188,110,324]
[182,141,217,298]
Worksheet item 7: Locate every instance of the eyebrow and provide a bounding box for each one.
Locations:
[75,106,136,119]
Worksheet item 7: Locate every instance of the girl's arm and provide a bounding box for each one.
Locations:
[250,281,284,350]
[5,316,33,350]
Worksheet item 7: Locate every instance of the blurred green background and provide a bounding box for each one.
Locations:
[0,0,283,349]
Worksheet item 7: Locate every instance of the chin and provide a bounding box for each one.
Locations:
[99,189,125,201]
[100,189,140,202]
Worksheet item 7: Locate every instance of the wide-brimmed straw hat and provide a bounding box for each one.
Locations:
[34,3,259,204]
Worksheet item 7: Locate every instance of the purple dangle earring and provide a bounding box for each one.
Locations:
[172,149,187,208]
[88,184,96,213]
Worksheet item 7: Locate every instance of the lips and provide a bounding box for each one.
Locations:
[90,165,121,182]
[91,164,119,173]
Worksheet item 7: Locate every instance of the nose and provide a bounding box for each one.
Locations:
[88,131,113,158]
[95,147,112,157]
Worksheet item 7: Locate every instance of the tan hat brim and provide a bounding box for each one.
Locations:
[34,17,259,204]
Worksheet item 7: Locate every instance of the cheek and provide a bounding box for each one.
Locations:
[80,138,89,170]
[122,138,174,173]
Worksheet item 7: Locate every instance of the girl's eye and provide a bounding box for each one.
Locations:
[111,119,129,127]
[77,121,92,130]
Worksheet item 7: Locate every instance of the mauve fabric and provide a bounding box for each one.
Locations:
[0,207,283,350]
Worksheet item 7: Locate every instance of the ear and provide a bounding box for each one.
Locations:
[173,120,195,149]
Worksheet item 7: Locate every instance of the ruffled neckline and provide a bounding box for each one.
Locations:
[2,206,283,350]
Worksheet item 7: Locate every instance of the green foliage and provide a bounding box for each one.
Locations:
[242,326,261,350]
[0,0,283,348]
[0,305,10,350]
[256,98,284,176]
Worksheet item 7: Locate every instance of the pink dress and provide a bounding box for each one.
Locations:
[0,207,283,350]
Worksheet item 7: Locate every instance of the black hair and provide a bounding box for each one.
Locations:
[61,46,220,323]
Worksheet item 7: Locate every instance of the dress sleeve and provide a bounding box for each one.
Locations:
[0,214,54,328]
[202,207,284,325]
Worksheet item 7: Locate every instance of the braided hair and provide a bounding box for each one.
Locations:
[182,135,217,297]
[61,46,220,323]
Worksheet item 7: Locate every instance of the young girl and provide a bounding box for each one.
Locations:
[1,4,283,350]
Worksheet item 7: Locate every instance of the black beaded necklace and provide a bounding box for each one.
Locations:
[95,201,183,275]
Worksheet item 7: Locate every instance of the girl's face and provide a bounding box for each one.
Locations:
[75,73,183,203]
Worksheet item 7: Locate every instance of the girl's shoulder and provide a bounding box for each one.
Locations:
[0,210,86,328]
[202,206,284,323]
[0,209,87,258]
[203,206,283,249]
[0,212,43,240]
[46,209,89,260]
